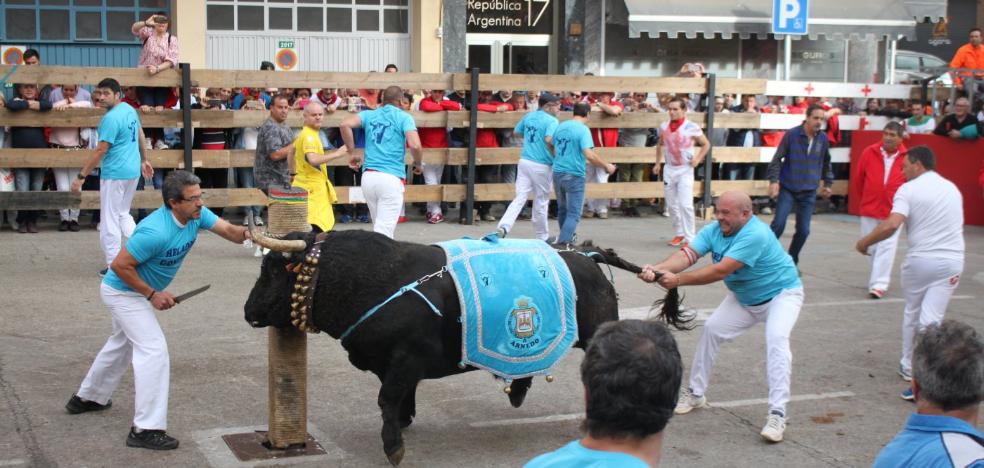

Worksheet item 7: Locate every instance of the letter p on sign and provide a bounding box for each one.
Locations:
[772,0,808,35]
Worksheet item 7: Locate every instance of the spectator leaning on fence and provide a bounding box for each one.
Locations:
[19,49,53,102]
[131,12,179,150]
[618,92,655,217]
[50,84,95,232]
[417,88,462,225]
[584,92,622,220]
[72,78,154,274]
[934,97,979,140]
[873,320,984,467]
[767,104,834,266]
[8,83,52,234]
[904,101,936,135]
[252,94,295,207]
[949,28,984,96]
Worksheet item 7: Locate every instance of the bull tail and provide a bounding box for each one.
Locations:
[575,240,694,332]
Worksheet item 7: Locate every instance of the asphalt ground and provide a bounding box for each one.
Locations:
[1,205,982,468]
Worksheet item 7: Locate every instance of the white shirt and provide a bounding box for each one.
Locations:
[891,171,965,261]
[905,117,936,135]
[880,147,900,184]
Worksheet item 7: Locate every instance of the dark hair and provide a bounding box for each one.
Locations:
[666,96,685,109]
[581,320,682,439]
[22,48,40,61]
[806,104,825,117]
[572,102,590,117]
[883,121,904,137]
[913,320,984,411]
[162,170,202,208]
[382,85,404,105]
[384,64,398,72]
[970,27,982,35]
[97,78,122,95]
[270,93,290,107]
[906,145,936,171]
[260,61,275,71]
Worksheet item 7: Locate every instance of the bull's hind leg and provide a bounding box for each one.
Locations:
[398,380,418,428]
[507,377,533,408]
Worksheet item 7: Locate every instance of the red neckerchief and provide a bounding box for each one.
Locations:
[317,89,336,105]
[669,118,685,132]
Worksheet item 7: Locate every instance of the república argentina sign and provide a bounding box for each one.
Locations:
[466,0,553,34]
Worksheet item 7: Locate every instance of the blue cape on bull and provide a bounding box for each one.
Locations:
[244,221,689,465]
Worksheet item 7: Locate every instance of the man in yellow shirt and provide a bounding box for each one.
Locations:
[290,102,348,232]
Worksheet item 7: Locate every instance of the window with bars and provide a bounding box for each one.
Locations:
[1,0,170,43]
[205,0,410,34]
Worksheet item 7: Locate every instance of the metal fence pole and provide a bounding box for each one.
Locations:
[703,73,716,219]
[179,63,193,171]
[462,67,479,225]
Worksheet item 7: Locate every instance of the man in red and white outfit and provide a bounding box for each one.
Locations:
[654,97,710,246]
[585,91,622,219]
[856,121,907,299]
[417,89,462,224]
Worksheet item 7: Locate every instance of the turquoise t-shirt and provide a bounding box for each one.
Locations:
[525,440,649,468]
[360,104,417,179]
[551,119,595,177]
[103,205,219,293]
[515,109,559,165]
[97,102,142,180]
[689,216,802,306]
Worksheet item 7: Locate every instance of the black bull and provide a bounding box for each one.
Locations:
[244,228,688,465]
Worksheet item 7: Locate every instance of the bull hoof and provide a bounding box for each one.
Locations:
[399,415,414,429]
[386,445,405,466]
[508,391,527,408]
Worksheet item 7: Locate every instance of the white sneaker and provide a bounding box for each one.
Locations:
[761,206,773,215]
[154,140,169,150]
[674,388,708,414]
[144,139,152,150]
[760,413,786,442]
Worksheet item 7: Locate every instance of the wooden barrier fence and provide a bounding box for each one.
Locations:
[0,64,926,214]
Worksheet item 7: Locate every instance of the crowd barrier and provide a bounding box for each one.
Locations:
[0,64,937,219]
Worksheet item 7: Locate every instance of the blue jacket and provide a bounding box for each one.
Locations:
[766,124,834,191]
[873,413,984,468]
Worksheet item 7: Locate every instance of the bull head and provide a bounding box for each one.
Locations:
[247,213,307,254]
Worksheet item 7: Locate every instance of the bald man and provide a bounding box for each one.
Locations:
[291,101,348,232]
[639,191,803,443]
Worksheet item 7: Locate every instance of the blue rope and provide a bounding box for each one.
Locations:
[340,277,443,341]
[583,251,615,284]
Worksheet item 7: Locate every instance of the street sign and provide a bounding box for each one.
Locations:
[275,40,298,71]
[772,0,809,35]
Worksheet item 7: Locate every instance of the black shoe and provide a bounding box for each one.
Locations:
[59,221,70,232]
[69,220,81,232]
[126,427,179,450]
[99,267,108,277]
[66,394,112,414]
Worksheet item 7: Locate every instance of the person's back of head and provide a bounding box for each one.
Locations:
[913,320,984,412]
[382,86,403,106]
[572,103,590,118]
[581,320,682,440]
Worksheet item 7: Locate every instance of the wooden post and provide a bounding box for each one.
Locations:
[702,73,716,220]
[179,63,193,171]
[462,67,479,225]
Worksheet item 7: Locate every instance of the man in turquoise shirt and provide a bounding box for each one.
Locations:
[525,320,681,468]
[66,171,250,450]
[639,190,803,444]
[550,103,615,244]
[874,320,984,467]
[497,92,561,241]
[341,86,422,239]
[72,78,155,275]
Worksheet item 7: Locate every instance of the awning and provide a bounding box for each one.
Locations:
[624,0,947,40]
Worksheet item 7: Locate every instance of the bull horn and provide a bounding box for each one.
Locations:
[247,213,306,252]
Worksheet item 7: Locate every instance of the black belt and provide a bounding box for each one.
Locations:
[749,296,775,307]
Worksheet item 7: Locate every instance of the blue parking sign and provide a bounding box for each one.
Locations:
[772,0,809,35]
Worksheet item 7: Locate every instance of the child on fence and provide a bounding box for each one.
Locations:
[8,83,52,233]
[49,84,94,232]
[192,88,228,217]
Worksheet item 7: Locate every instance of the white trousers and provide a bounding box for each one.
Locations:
[53,167,81,222]
[584,164,609,215]
[498,159,552,241]
[860,216,901,291]
[100,178,139,266]
[362,170,404,239]
[689,287,804,415]
[422,162,444,216]
[664,165,695,241]
[899,255,963,375]
[77,283,170,430]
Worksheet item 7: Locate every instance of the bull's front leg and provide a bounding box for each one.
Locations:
[398,380,418,428]
[377,358,422,466]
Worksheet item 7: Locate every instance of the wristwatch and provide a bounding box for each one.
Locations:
[76,172,86,180]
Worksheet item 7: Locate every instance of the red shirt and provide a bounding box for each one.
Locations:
[591,101,623,147]
[417,98,462,148]
[857,142,907,219]
[475,102,512,147]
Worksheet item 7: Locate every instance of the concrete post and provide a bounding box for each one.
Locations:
[442,0,467,72]
[847,39,880,84]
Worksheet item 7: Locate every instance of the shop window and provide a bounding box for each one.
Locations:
[356,9,379,31]
[298,7,324,32]
[238,5,265,30]
[207,5,235,30]
[76,12,102,40]
[269,7,293,29]
[40,9,70,40]
[107,11,136,41]
[382,8,407,33]
[5,9,36,40]
[205,0,408,34]
[326,7,352,31]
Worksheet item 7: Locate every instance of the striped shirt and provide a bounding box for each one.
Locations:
[767,124,833,192]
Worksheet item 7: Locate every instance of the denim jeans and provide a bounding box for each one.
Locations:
[235,167,262,218]
[553,172,586,244]
[15,168,45,223]
[770,187,817,264]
